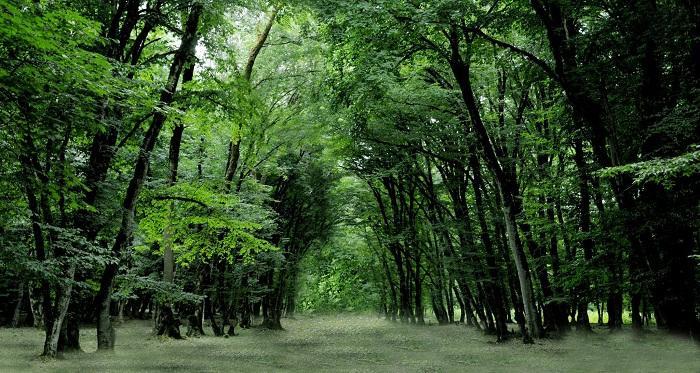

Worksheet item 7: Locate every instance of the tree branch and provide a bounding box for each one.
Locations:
[115,112,154,150]
[469,28,561,84]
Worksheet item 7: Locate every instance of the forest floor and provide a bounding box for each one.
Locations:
[1,314,698,372]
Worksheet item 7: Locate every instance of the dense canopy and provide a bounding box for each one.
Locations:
[0,0,698,364]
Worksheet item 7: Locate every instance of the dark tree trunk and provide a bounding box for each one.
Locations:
[95,3,203,350]
[392,248,411,323]
[413,252,424,325]
[460,282,480,328]
[431,289,449,325]
[607,291,623,330]
[239,275,252,328]
[631,293,643,330]
[404,249,415,324]
[157,306,183,339]
[58,298,81,353]
[186,306,205,337]
[380,250,399,322]
[22,173,52,333]
[187,266,206,337]
[469,153,510,341]
[261,271,285,330]
[445,276,455,324]
[495,212,527,338]
[573,136,593,332]
[156,60,195,339]
[202,264,223,336]
[446,29,540,342]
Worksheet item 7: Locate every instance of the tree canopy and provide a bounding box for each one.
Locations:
[0,0,698,359]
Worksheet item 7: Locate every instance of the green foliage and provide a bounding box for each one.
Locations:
[115,274,203,305]
[297,228,380,313]
[1,0,698,345]
[599,146,700,188]
[138,182,278,266]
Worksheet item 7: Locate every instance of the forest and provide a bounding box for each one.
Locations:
[0,0,698,371]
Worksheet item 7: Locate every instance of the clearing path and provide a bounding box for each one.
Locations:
[1,314,698,372]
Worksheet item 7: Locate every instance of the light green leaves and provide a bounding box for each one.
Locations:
[138,182,278,267]
[598,146,700,188]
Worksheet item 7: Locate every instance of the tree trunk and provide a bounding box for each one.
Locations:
[431,289,449,324]
[453,284,466,324]
[391,248,411,323]
[447,31,541,341]
[157,306,183,339]
[21,175,53,333]
[500,193,541,342]
[187,266,206,337]
[95,3,203,350]
[42,265,75,358]
[156,61,195,338]
[445,276,455,324]
[377,248,398,321]
[469,153,510,341]
[631,292,643,330]
[224,8,278,192]
[28,286,42,328]
[58,298,81,353]
[413,252,424,325]
[10,282,25,328]
[573,136,593,332]
[261,267,285,330]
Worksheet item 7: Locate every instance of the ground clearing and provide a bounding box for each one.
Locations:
[1,314,697,372]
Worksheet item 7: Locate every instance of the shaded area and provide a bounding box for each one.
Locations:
[1,315,698,372]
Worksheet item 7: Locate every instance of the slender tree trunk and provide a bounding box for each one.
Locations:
[224,8,278,192]
[28,286,42,328]
[390,248,411,323]
[10,282,25,328]
[42,265,76,358]
[573,136,593,331]
[446,275,455,324]
[18,140,63,349]
[456,282,477,327]
[187,266,206,337]
[96,3,203,350]
[405,252,416,323]
[453,284,466,324]
[413,251,424,325]
[495,199,527,336]
[380,250,399,321]
[469,153,509,341]
[447,31,541,341]
[156,61,195,338]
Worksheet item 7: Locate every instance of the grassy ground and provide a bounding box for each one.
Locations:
[1,314,697,372]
